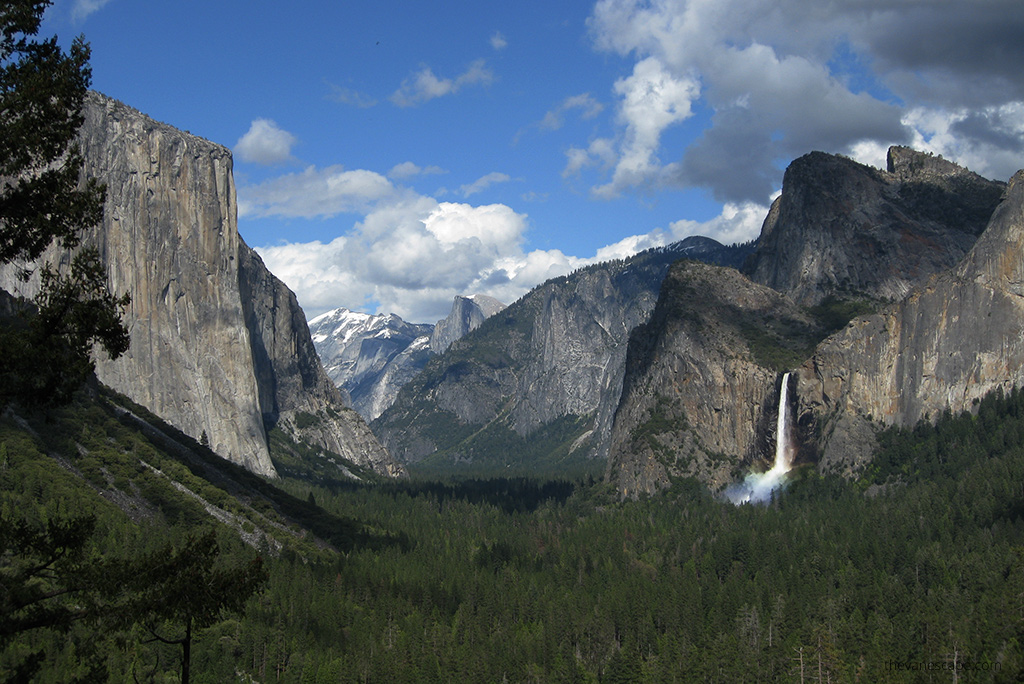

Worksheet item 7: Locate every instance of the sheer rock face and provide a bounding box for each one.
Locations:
[429,295,506,353]
[606,149,1017,497]
[606,261,815,499]
[373,238,755,469]
[0,92,398,478]
[745,147,1005,306]
[799,170,1024,475]
[238,248,401,477]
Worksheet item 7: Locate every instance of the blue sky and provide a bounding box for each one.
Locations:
[43,0,1024,322]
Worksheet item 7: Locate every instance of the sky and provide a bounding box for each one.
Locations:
[41,0,1024,323]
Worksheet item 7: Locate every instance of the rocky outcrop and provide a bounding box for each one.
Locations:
[606,261,821,498]
[238,249,400,476]
[373,238,754,472]
[309,308,433,421]
[745,147,1004,305]
[0,92,399,478]
[799,170,1024,475]
[430,295,506,353]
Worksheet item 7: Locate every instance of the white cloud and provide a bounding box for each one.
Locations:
[251,163,768,323]
[388,162,447,180]
[490,32,508,51]
[238,166,396,219]
[901,102,1024,182]
[459,172,512,197]
[72,0,112,22]
[256,196,579,322]
[666,201,768,246]
[581,0,1024,204]
[234,119,298,166]
[390,60,495,107]
[593,57,701,198]
[562,138,616,178]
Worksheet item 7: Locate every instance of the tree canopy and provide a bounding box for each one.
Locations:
[0,0,129,408]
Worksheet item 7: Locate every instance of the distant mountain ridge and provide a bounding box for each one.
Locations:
[371,236,754,475]
[310,294,507,421]
[309,308,434,421]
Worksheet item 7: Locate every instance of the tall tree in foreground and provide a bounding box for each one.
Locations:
[0,0,129,408]
[109,531,268,684]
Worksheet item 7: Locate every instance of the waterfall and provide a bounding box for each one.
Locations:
[725,372,794,504]
[771,371,792,473]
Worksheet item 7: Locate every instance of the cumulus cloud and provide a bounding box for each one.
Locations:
[582,0,1024,204]
[256,195,589,322]
[249,160,767,323]
[490,32,508,51]
[593,57,701,198]
[902,103,1024,182]
[238,166,397,219]
[390,60,495,107]
[234,119,298,166]
[459,172,512,197]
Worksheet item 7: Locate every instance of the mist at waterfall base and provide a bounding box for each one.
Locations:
[724,373,794,505]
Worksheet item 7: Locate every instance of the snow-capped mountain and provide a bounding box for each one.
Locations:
[308,308,434,421]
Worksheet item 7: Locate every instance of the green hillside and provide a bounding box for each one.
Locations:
[5,381,1024,681]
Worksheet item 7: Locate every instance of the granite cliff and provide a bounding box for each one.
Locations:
[745,147,1004,305]
[429,294,506,353]
[608,148,1015,497]
[372,237,753,474]
[799,169,1024,475]
[0,92,398,478]
[606,261,824,498]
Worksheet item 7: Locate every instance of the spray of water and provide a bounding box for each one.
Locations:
[725,372,793,504]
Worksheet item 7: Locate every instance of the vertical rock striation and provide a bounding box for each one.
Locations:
[429,294,506,353]
[373,238,754,472]
[0,92,398,478]
[309,307,433,422]
[606,261,818,498]
[800,170,1024,475]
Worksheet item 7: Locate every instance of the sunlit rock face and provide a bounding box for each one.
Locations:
[801,170,1024,475]
[606,261,814,499]
[309,307,434,421]
[0,92,400,479]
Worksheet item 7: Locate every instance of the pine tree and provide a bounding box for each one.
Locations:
[0,0,129,408]
[106,530,267,684]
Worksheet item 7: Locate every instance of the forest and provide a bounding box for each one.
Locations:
[3,382,1024,682]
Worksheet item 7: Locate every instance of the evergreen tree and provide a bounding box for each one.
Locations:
[0,0,129,408]
[106,530,267,684]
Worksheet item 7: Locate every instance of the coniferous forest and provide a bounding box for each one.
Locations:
[3,383,1024,682]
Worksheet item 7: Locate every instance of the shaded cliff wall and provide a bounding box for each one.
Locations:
[238,247,401,476]
[745,148,1004,305]
[606,261,818,498]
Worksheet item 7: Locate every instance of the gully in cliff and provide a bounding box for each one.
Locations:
[724,372,795,504]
